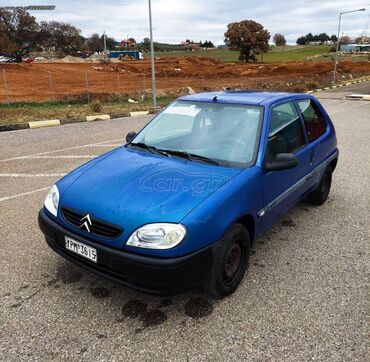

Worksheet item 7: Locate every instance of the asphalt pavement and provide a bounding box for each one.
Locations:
[0,83,369,361]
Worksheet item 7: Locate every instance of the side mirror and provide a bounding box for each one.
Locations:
[265,153,298,171]
[126,131,137,143]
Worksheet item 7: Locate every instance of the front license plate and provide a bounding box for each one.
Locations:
[65,236,97,263]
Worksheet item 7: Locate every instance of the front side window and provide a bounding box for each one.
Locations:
[267,101,306,160]
[296,99,327,142]
[132,101,263,166]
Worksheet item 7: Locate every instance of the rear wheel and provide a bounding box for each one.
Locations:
[307,167,332,205]
[203,224,250,298]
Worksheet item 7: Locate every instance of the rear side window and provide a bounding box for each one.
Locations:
[296,99,327,142]
[267,101,306,159]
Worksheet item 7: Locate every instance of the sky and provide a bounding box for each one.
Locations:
[4,0,370,44]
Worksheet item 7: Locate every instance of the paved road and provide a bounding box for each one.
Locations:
[0,84,369,361]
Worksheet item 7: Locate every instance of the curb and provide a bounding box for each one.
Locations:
[0,110,151,133]
[29,119,60,129]
[306,76,370,94]
[345,94,370,101]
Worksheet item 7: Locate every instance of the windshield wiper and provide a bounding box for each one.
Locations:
[161,149,219,166]
[129,142,169,157]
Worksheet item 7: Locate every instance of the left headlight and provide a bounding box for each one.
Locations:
[44,185,59,217]
[126,223,187,249]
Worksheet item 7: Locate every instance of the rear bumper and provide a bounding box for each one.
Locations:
[38,208,214,295]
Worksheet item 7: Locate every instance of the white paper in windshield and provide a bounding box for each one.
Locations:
[164,104,201,117]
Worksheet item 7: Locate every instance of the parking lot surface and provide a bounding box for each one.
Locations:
[0,84,369,361]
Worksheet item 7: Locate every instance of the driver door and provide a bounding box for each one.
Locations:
[260,100,312,232]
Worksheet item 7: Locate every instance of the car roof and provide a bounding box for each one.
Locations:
[178,91,310,106]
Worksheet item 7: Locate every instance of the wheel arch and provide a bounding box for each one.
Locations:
[330,157,338,173]
[234,214,255,246]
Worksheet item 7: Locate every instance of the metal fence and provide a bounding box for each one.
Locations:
[0,67,252,104]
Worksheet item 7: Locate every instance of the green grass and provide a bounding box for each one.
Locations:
[0,96,176,126]
[155,48,241,62]
[155,45,333,63]
[257,45,332,62]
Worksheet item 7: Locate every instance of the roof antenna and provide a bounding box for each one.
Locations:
[213,90,223,102]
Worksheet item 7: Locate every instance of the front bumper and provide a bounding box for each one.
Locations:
[38,208,214,295]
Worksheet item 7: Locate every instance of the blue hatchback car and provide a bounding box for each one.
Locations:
[39,91,338,298]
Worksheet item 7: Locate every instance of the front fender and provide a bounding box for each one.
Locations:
[181,167,264,252]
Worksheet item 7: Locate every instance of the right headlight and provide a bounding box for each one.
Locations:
[126,223,187,249]
[44,185,59,217]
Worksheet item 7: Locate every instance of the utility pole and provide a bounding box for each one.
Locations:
[148,0,157,107]
[103,30,107,54]
[333,8,366,85]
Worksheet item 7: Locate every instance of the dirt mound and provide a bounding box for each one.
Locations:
[58,55,86,63]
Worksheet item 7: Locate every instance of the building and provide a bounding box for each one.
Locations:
[119,38,136,49]
[181,40,201,51]
[340,44,370,53]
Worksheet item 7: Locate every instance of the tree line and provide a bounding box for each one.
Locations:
[296,32,370,46]
[296,33,337,45]
[0,9,120,61]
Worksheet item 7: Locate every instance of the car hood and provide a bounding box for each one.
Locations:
[59,147,241,243]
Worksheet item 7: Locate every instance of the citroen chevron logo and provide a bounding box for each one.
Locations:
[80,214,92,232]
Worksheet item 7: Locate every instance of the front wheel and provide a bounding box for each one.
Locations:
[203,224,250,298]
[307,167,332,205]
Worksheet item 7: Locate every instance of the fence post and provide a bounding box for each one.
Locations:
[84,71,90,103]
[117,73,121,99]
[48,71,54,101]
[143,74,147,97]
[201,76,204,90]
[3,69,9,105]
[165,73,168,94]
[217,75,220,89]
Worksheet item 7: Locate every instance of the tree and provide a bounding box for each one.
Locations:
[330,34,338,44]
[273,33,286,47]
[296,36,307,45]
[0,22,17,52]
[0,9,48,62]
[355,36,370,44]
[202,40,215,48]
[313,34,320,43]
[339,36,351,45]
[141,37,151,51]
[87,33,103,52]
[43,21,82,55]
[317,32,330,44]
[224,20,270,62]
[306,33,314,43]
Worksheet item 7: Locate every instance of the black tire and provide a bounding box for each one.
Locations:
[307,166,332,206]
[203,224,250,298]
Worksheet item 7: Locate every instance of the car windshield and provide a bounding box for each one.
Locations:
[131,101,263,167]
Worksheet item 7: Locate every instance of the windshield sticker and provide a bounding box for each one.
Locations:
[164,105,201,117]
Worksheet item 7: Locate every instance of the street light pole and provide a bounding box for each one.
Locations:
[148,0,157,107]
[333,8,366,85]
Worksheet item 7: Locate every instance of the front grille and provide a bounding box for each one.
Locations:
[62,207,123,239]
